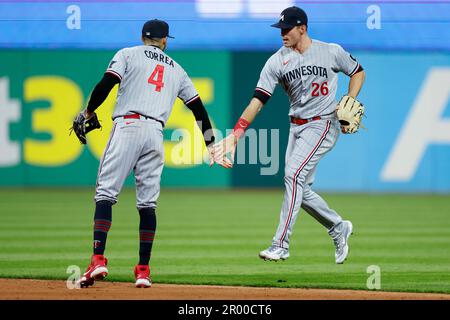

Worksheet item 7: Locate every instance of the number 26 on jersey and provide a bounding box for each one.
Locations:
[311,81,328,97]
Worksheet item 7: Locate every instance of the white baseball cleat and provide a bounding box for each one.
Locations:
[332,220,353,264]
[135,278,152,288]
[259,245,290,261]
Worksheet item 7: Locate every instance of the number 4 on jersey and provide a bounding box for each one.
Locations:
[148,64,165,92]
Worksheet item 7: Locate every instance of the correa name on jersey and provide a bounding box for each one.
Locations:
[144,50,175,67]
[282,65,328,84]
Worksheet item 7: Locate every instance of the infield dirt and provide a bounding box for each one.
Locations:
[1,279,449,300]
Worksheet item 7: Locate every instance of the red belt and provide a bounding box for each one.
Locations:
[123,114,141,119]
[122,113,165,127]
[290,116,322,125]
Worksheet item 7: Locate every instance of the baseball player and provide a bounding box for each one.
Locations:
[74,19,225,288]
[214,7,366,263]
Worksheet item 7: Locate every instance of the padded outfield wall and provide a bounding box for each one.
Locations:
[0,50,449,192]
[0,1,449,191]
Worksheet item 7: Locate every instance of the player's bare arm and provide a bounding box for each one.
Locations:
[348,69,366,98]
[239,98,264,123]
[213,97,264,167]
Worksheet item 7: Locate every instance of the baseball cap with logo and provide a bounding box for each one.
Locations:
[271,6,308,29]
[142,19,174,39]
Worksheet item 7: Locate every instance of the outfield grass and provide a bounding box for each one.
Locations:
[0,189,449,293]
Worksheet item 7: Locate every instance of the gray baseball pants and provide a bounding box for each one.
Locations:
[273,117,343,249]
[95,117,164,209]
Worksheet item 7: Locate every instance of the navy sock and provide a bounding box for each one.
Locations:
[93,200,112,255]
[138,207,156,265]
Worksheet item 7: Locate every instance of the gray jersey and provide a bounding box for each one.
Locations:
[255,39,359,119]
[106,45,198,125]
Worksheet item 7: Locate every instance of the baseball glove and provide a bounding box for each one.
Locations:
[336,95,365,134]
[70,111,101,144]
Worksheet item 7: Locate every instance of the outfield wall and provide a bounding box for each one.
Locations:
[0,50,449,191]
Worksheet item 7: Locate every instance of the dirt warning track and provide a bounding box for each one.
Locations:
[1,279,449,300]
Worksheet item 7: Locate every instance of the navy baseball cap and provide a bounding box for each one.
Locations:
[142,19,174,39]
[271,6,308,29]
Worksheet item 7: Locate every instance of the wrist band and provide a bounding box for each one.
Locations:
[232,117,250,139]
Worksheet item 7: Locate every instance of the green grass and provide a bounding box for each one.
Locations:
[0,189,449,293]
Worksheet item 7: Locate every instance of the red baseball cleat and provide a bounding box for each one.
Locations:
[78,254,109,288]
[134,265,152,288]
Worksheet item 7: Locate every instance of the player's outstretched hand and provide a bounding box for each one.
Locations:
[207,144,232,168]
[212,134,237,169]
[207,145,215,167]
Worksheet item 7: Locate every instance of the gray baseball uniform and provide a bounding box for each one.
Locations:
[254,40,360,248]
[95,45,199,208]
[106,45,199,123]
